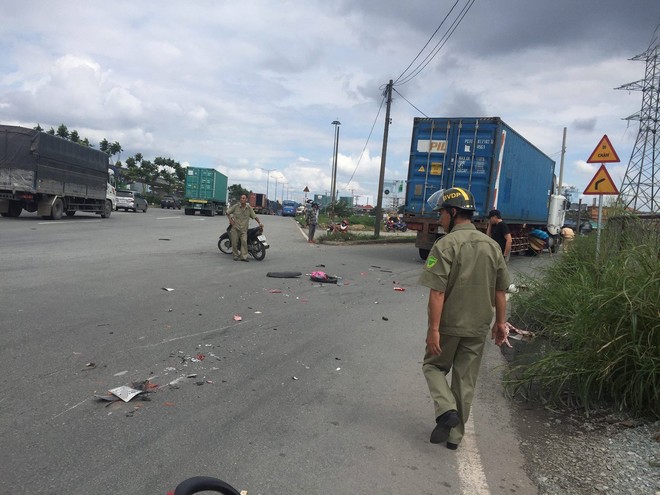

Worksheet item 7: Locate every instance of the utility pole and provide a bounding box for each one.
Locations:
[331,120,341,219]
[616,29,660,213]
[374,80,393,237]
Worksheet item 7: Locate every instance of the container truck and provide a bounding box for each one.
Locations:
[402,117,567,259]
[183,167,228,216]
[0,125,116,219]
[249,192,268,213]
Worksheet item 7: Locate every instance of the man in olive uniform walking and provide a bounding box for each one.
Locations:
[226,194,263,262]
[419,187,511,450]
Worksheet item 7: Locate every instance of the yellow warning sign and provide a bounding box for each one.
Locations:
[418,166,425,173]
[430,163,443,175]
[583,165,619,195]
[587,135,620,163]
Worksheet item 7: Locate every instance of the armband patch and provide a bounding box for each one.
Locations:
[426,255,438,268]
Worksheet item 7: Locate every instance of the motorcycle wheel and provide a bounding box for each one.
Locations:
[218,237,233,254]
[251,241,266,261]
[401,226,407,232]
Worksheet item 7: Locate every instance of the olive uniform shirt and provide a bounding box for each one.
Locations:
[226,203,257,232]
[418,223,511,338]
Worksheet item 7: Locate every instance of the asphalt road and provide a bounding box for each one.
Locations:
[0,208,547,495]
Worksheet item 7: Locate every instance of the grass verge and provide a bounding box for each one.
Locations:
[505,214,659,418]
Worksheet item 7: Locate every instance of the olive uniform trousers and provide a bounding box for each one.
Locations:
[422,333,486,445]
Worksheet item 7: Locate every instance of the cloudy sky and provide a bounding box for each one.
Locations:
[1,1,659,206]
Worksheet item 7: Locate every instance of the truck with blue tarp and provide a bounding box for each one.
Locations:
[0,125,116,219]
[402,117,567,259]
[184,167,228,216]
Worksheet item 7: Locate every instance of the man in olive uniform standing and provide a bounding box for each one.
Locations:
[226,194,263,262]
[419,187,511,450]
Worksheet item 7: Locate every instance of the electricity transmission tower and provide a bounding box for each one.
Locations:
[616,26,660,213]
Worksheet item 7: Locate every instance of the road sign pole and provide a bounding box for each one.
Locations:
[596,194,603,259]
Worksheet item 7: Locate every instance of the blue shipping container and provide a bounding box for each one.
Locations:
[405,117,555,225]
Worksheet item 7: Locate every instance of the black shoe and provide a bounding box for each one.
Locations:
[430,410,460,444]
[446,442,458,450]
[240,258,249,262]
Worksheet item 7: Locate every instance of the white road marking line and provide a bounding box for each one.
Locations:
[457,416,490,494]
[37,221,102,225]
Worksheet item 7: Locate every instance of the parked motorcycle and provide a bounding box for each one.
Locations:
[385,218,407,232]
[218,225,269,260]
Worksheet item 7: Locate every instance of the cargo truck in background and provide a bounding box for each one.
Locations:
[0,125,116,220]
[184,167,228,216]
[402,117,567,260]
[248,192,268,214]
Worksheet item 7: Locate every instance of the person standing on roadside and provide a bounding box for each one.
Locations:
[486,209,512,262]
[305,202,320,243]
[226,194,263,262]
[419,188,511,450]
[560,225,575,252]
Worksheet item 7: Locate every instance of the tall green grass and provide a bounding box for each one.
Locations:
[506,214,659,417]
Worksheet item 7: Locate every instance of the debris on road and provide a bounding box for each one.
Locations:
[109,385,143,402]
[233,314,242,321]
[309,271,339,283]
[266,272,302,278]
[393,287,406,291]
[162,287,175,291]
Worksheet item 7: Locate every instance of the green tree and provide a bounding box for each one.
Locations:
[56,124,69,139]
[33,124,43,132]
[228,184,250,204]
[109,141,123,161]
[99,138,110,154]
[69,130,80,143]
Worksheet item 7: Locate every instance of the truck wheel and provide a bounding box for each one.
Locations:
[419,248,430,260]
[48,198,64,220]
[101,200,112,218]
[66,211,76,217]
[1,201,22,217]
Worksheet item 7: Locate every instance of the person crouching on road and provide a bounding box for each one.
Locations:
[226,194,263,262]
[419,187,511,450]
[306,202,319,243]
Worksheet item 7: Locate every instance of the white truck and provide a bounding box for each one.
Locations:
[0,125,116,219]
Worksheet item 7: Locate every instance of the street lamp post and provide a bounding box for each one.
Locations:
[331,120,341,218]
[257,168,277,214]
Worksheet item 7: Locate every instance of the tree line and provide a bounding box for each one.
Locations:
[33,123,186,194]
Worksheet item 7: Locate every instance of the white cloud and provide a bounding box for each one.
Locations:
[0,0,657,203]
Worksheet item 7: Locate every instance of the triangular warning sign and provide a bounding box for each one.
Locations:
[583,165,619,195]
[418,166,425,173]
[587,135,620,163]
[303,186,310,192]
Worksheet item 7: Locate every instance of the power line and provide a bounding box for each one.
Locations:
[340,92,387,191]
[392,87,429,117]
[394,0,462,85]
[396,0,476,86]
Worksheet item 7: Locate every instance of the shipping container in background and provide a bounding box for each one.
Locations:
[248,192,268,214]
[184,167,228,216]
[402,117,567,259]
